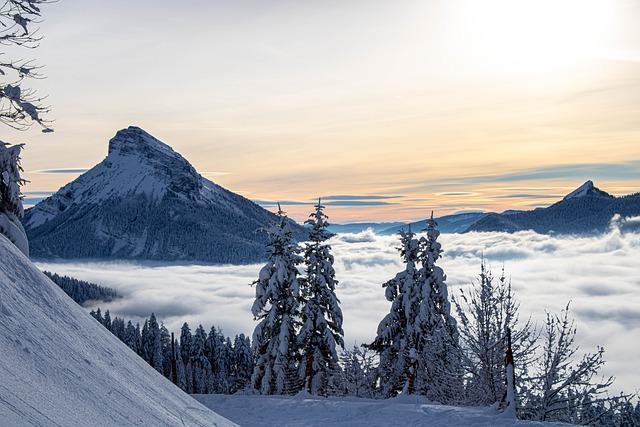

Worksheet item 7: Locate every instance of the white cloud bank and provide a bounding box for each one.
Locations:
[37,219,640,394]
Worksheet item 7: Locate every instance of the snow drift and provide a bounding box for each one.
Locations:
[0,233,234,427]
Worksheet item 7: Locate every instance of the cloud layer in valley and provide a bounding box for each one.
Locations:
[37,219,640,394]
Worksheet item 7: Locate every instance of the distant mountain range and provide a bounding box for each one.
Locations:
[332,181,640,235]
[466,181,640,234]
[380,212,488,235]
[24,126,306,263]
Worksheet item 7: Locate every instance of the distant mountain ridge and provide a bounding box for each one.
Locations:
[466,181,639,234]
[330,181,639,236]
[24,126,305,263]
[380,212,488,235]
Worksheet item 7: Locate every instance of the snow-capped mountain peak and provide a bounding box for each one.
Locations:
[25,126,204,229]
[24,127,306,263]
[108,126,182,160]
[563,180,612,200]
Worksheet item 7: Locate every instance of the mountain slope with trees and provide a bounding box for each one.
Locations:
[466,181,640,234]
[23,126,306,264]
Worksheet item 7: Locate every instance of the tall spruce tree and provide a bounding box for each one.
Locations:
[232,334,254,393]
[251,204,303,395]
[160,324,173,377]
[191,325,213,394]
[179,323,194,393]
[298,198,344,395]
[414,213,462,403]
[124,320,140,354]
[370,227,421,396]
[146,313,163,373]
[371,213,462,401]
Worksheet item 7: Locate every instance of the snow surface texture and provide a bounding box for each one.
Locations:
[0,234,234,427]
[194,394,563,427]
[0,211,28,256]
[23,126,305,264]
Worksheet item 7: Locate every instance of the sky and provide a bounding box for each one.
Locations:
[6,0,640,222]
[36,216,640,394]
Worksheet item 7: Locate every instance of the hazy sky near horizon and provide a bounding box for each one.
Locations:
[8,0,640,222]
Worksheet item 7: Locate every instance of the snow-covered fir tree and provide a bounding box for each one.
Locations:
[103,310,112,331]
[191,325,213,394]
[414,213,463,403]
[298,198,344,395]
[124,320,140,354]
[160,324,173,377]
[232,334,254,393]
[211,327,233,394]
[179,323,194,393]
[251,204,303,395]
[0,142,25,218]
[370,226,421,397]
[140,318,163,372]
[371,213,462,401]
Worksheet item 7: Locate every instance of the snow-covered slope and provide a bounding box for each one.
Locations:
[0,233,235,427]
[24,126,305,263]
[562,180,612,200]
[194,394,563,427]
[0,211,28,256]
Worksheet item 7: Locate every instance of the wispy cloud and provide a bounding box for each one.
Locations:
[29,168,89,174]
[255,199,396,207]
[320,195,400,201]
[325,201,394,206]
[399,161,640,194]
[201,171,231,177]
[253,200,309,207]
[494,194,561,199]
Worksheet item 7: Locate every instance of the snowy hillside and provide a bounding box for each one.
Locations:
[0,233,234,427]
[194,394,564,427]
[23,126,305,263]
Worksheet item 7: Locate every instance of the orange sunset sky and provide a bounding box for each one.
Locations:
[6,0,640,222]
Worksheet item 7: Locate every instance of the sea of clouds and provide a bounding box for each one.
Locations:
[37,216,640,394]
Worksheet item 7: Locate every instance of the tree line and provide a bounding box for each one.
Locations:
[44,271,118,305]
[89,309,254,395]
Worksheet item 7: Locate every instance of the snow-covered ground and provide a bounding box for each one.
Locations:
[0,233,234,427]
[194,394,563,426]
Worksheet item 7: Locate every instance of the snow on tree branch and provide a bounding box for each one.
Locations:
[0,0,53,132]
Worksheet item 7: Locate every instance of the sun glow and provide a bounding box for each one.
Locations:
[446,0,619,76]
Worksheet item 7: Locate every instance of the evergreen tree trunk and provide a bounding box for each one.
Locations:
[305,351,314,393]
